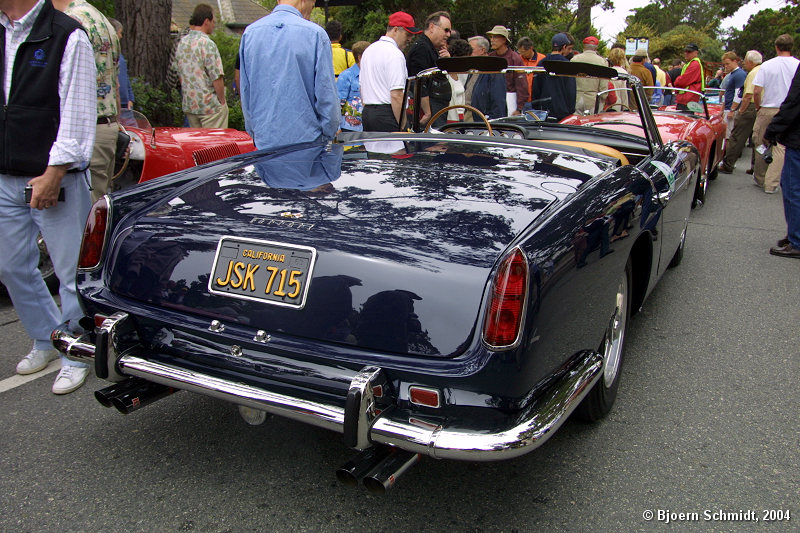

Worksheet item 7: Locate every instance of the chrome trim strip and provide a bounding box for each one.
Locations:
[114,350,602,461]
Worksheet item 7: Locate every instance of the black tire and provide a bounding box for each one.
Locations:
[38,235,59,293]
[691,169,706,209]
[668,223,687,269]
[575,258,631,422]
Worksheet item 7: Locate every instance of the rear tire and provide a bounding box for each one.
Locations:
[38,235,59,293]
[575,258,631,422]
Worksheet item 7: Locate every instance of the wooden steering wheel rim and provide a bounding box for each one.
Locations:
[424,104,493,135]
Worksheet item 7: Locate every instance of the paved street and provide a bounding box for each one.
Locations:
[1,150,797,532]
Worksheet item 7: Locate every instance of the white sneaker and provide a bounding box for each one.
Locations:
[16,349,58,375]
[52,365,90,395]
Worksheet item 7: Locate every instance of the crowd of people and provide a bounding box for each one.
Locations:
[1,0,799,400]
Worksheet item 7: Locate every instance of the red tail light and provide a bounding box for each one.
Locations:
[482,247,528,349]
[78,197,109,269]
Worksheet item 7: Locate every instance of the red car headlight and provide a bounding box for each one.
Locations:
[482,247,528,350]
[78,197,109,269]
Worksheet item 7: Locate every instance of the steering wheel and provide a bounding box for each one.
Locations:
[606,104,633,113]
[424,104,493,136]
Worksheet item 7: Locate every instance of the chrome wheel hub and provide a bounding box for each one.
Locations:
[603,272,628,387]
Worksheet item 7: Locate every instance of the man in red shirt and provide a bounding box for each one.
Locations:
[673,43,705,111]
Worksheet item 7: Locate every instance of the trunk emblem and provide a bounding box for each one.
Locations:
[280,211,304,219]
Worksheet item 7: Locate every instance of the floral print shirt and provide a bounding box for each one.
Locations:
[173,30,224,115]
[66,0,119,118]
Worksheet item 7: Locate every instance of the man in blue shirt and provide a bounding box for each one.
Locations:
[531,33,576,120]
[240,0,339,151]
[721,51,746,111]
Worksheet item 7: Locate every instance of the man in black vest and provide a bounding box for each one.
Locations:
[0,0,97,394]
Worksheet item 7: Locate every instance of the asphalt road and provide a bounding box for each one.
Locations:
[1,150,797,532]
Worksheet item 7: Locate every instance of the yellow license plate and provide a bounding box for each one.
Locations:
[208,237,316,309]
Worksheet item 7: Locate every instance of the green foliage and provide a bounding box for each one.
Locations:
[130,78,183,127]
[210,29,241,84]
[330,0,550,48]
[725,6,800,60]
[625,0,747,39]
[642,24,721,64]
[87,0,114,17]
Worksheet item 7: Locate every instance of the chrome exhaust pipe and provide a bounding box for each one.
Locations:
[362,449,420,494]
[336,446,392,487]
[110,381,178,414]
[94,378,150,408]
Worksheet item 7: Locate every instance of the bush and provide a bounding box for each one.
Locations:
[130,78,184,127]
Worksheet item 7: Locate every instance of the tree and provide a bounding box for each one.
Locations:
[725,6,800,60]
[574,0,614,43]
[114,0,172,88]
[626,0,747,39]
[330,0,549,46]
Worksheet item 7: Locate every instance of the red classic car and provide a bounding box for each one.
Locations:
[559,87,726,207]
[114,111,256,190]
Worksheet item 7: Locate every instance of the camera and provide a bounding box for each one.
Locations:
[755,144,773,165]
[24,185,65,204]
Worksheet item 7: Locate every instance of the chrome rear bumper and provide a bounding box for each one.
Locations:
[53,316,602,461]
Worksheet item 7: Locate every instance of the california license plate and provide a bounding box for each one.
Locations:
[208,237,316,309]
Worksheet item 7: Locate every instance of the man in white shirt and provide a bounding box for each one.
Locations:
[752,34,800,193]
[0,0,97,394]
[359,11,420,131]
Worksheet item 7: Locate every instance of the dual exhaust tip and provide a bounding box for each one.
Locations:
[336,446,420,494]
[94,378,177,414]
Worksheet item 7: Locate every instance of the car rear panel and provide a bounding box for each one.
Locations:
[100,141,608,358]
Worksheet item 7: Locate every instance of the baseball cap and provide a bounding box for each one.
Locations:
[583,36,599,46]
[552,32,571,48]
[486,25,510,42]
[388,12,421,34]
[684,43,699,52]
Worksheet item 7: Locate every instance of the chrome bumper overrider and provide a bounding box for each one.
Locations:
[53,316,603,461]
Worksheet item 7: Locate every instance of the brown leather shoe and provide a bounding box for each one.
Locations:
[745,168,754,175]
[769,244,800,258]
[718,162,733,174]
[777,236,790,247]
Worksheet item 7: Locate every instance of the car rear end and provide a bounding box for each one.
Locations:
[53,140,611,484]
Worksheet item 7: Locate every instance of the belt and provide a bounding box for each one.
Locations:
[97,116,117,124]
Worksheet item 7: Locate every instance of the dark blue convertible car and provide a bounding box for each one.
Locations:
[53,59,697,493]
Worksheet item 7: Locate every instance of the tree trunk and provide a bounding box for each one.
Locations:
[575,0,594,42]
[115,0,172,88]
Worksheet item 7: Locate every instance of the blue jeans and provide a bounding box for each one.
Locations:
[781,146,800,249]
[0,171,90,366]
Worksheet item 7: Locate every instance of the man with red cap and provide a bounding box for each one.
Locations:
[571,36,608,113]
[360,12,421,131]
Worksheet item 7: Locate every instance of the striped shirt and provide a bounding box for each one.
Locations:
[0,0,97,169]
